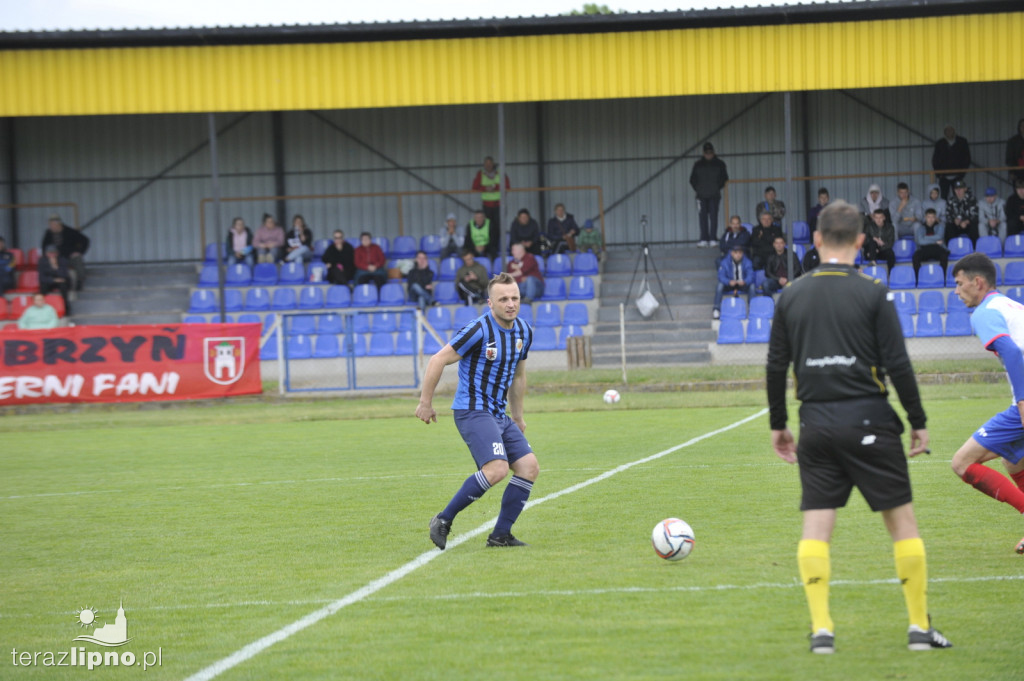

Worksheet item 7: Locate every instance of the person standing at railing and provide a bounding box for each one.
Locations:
[471,156,509,239]
[1007,179,1024,238]
[932,125,971,200]
[690,142,729,248]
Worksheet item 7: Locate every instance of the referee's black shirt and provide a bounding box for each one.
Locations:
[766,263,926,431]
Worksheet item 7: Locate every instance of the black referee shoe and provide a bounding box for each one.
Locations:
[428,514,451,550]
[809,629,834,654]
[486,533,528,547]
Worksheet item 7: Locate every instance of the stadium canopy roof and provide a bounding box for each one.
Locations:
[1,0,1021,116]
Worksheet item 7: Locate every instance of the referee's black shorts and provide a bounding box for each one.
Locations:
[797,396,912,512]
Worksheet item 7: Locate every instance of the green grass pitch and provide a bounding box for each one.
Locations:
[1,387,1021,680]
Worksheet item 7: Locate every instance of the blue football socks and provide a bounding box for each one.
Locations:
[493,476,533,535]
[440,471,491,522]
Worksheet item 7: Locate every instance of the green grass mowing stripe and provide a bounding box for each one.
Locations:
[181,408,768,681]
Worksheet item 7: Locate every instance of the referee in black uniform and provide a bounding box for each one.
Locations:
[766,199,952,654]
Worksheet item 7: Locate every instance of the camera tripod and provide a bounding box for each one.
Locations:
[624,215,673,320]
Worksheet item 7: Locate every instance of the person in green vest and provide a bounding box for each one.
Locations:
[464,209,497,259]
[471,156,509,239]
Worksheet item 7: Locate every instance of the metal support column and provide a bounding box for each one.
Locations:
[497,103,506,257]
[784,93,795,276]
[536,102,547,221]
[272,112,287,226]
[4,118,18,247]
[208,113,226,323]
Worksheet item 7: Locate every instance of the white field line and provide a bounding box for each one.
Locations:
[181,408,768,681]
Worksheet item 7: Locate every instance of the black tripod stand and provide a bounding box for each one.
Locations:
[624,215,673,320]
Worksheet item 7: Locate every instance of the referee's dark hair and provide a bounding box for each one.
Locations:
[952,252,997,287]
[816,199,862,247]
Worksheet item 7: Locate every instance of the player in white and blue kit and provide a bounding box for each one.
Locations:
[950,253,1024,554]
[416,272,537,549]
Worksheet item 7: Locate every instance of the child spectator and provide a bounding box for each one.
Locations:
[576,219,604,256]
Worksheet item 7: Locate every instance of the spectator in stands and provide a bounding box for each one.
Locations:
[750,210,783,270]
[922,183,946,227]
[225,217,254,266]
[763,235,803,294]
[42,214,88,292]
[576,219,604,257]
[718,215,750,262]
[945,179,979,247]
[506,242,544,303]
[439,213,465,260]
[912,208,949,283]
[546,203,579,254]
[802,245,821,273]
[0,236,16,294]
[1007,179,1024,238]
[979,187,1007,241]
[755,186,786,228]
[406,250,437,311]
[890,182,922,240]
[253,213,285,264]
[285,214,313,263]
[471,156,509,235]
[509,208,542,256]
[38,244,72,315]
[690,141,729,248]
[932,124,971,199]
[465,209,497,259]
[322,230,355,286]
[1006,118,1024,184]
[858,184,890,226]
[456,250,488,305]
[712,244,753,320]
[807,187,830,235]
[354,231,388,289]
[18,293,59,330]
[862,209,896,273]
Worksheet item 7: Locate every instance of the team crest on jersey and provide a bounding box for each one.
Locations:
[485,346,498,361]
[515,338,523,353]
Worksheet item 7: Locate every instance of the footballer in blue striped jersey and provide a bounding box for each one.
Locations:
[416,272,538,549]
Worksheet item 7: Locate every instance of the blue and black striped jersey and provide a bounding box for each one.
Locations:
[449,312,533,417]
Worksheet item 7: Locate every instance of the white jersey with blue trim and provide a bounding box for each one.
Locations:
[971,291,1024,402]
[449,312,533,417]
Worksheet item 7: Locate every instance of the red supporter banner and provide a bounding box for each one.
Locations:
[0,323,262,406]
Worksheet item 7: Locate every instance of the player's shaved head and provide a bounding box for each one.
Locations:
[817,200,862,248]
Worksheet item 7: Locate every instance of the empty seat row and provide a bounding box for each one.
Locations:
[717,296,775,321]
[861,262,1024,289]
[718,309,980,345]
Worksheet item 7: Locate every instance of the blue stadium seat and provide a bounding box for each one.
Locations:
[1005,235,1024,258]
[917,290,945,314]
[423,331,444,355]
[379,282,407,307]
[748,296,774,319]
[531,327,558,350]
[746,317,771,343]
[346,333,368,357]
[184,314,208,324]
[475,256,493,276]
[307,262,328,284]
[325,285,352,308]
[372,236,389,255]
[204,243,219,264]
[546,254,572,277]
[916,264,945,288]
[244,287,271,311]
[558,325,585,349]
[312,334,340,358]
[898,312,914,338]
[198,264,220,287]
[390,235,417,259]
[947,237,973,260]
[533,255,546,275]
[753,269,767,293]
[318,313,344,334]
[313,238,331,257]
[434,281,459,305]
[945,311,972,336]
[288,314,317,336]
[346,237,360,250]
[298,286,324,309]
[453,306,478,329]
[534,303,561,327]
[861,265,887,286]
[572,252,599,275]
[371,312,398,333]
[225,263,252,287]
[438,257,460,281]
[260,330,279,360]
[237,312,262,325]
[887,265,915,290]
[393,330,415,355]
[792,244,805,260]
[567,276,595,300]
[562,302,589,327]
[420,235,441,258]
[792,221,810,244]
[278,261,305,285]
[1006,286,1024,304]
[222,288,243,312]
[716,319,744,344]
[915,312,943,337]
[350,313,370,334]
[271,288,297,310]
[398,311,416,331]
[946,291,968,314]
[1004,261,1024,286]
[352,284,378,307]
[287,334,312,359]
[368,332,394,356]
[976,235,1002,258]
[891,291,916,315]
[893,239,915,263]
[720,296,746,320]
[188,290,217,313]
[426,306,452,331]
[252,263,278,286]
[541,278,566,301]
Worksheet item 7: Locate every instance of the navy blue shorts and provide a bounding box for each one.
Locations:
[973,405,1024,465]
[453,410,533,469]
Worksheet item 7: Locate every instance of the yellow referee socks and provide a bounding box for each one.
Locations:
[797,539,833,634]
[894,537,929,630]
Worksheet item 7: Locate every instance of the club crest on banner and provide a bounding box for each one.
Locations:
[204,337,245,385]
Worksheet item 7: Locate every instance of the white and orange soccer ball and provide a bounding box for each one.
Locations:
[652,518,695,561]
[603,389,621,404]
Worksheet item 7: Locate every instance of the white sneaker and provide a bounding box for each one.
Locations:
[697,240,708,248]
[712,309,720,319]
[708,240,718,248]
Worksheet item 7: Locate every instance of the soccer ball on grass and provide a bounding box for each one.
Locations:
[651,518,695,561]
[603,389,621,404]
